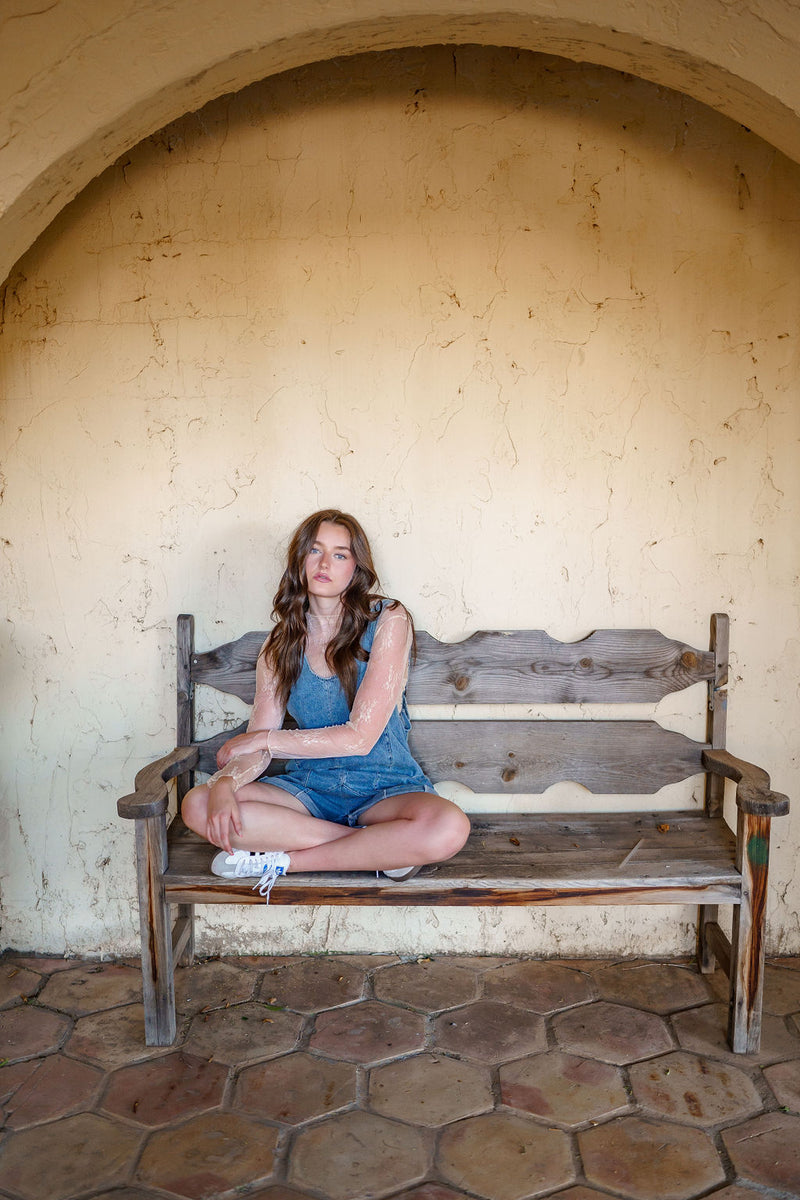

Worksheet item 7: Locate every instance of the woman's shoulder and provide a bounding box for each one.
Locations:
[372,597,410,621]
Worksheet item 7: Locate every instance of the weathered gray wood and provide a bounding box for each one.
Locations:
[703,748,789,816]
[192,630,268,702]
[408,721,707,794]
[193,719,707,793]
[702,918,731,978]
[408,629,715,704]
[190,627,715,706]
[164,810,739,906]
[135,815,175,1046]
[705,613,729,818]
[172,907,194,966]
[118,746,199,819]
[728,809,770,1053]
[176,614,195,803]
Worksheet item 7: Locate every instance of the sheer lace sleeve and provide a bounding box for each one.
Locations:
[266,602,413,760]
[205,640,284,792]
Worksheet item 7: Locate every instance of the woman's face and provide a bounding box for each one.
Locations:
[304,521,357,602]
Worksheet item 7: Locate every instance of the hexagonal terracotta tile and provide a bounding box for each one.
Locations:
[580,1115,724,1199]
[0,1112,142,1199]
[673,1002,800,1064]
[4,1053,103,1129]
[545,1190,619,1200]
[67,1004,171,1069]
[483,960,595,1013]
[174,960,255,1014]
[763,1057,800,1112]
[369,1052,493,1125]
[630,1050,762,1126]
[390,1187,474,1200]
[552,1001,672,1064]
[373,961,479,1012]
[499,1050,629,1126]
[259,957,366,1012]
[236,1051,356,1123]
[309,999,425,1064]
[0,1058,39,1103]
[88,1190,165,1200]
[438,1111,574,1200]
[0,1004,69,1062]
[185,1000,302,1065]
[290,1111,430,1199]
[433,1000,546,1063]
[102,1050,228,1125]
[761,962,800,1016]
[237,1189,317,1200]
[0,963,42,1009]
[137,1111,279,1197]
[37,962,142,1015]
[721,1111,800,1193]
[593,961,713,1013]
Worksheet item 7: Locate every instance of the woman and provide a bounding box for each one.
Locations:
[181,509,471,896]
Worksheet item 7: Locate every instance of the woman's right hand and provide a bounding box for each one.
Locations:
[206,778,243,853]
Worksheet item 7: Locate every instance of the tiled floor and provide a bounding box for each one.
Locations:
[1,952,800,1200]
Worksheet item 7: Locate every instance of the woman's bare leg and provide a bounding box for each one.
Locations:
[182,783,471,872]
[287,792,471,873]
[182,781,360,853]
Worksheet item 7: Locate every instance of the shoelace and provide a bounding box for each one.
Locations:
[248,855,287,900]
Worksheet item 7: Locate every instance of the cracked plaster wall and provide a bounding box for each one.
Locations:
[1,46,799,958]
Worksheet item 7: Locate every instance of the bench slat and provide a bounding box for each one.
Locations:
[409,720,707,793]
[409,629,715,703]
[164,811,739,905]
[190,627,715,706]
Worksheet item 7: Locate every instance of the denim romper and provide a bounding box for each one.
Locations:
[266,603,435,825]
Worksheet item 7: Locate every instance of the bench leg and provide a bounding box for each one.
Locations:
[134,815,177,1046]
[697,905,719,974]
[728,810,771,1053]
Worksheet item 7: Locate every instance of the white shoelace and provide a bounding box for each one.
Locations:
[225,851,288,900]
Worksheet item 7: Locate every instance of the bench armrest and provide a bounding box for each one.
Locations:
[117,746,199,819]
[702,748,790,817]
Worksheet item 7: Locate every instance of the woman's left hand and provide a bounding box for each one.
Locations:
[217,729,269,767]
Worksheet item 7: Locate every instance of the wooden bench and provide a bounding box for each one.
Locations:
[118,612,789,1051]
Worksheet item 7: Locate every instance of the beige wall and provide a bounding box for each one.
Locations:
[1,47,798,957]
[4,0,800,286]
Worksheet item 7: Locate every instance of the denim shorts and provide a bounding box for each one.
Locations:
[263,772,437,826]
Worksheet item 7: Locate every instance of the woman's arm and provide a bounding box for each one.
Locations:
[266,603,413,760]
[206,643,285,792]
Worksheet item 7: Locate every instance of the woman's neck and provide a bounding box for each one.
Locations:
[306,598,343,626]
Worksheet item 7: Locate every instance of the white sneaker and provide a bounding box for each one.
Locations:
[211,850,290,899]
[382,865,422,881]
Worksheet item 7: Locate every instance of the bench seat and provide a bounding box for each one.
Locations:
[164,810,739,905]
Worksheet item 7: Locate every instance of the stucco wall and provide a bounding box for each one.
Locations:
[1,47,798,957]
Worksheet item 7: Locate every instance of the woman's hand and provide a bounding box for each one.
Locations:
[216,729,269,767]
[206,778,243,853]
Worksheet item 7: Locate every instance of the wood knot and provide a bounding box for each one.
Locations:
[501,767,517,783]
[454,675,470,692]
[681,650,697,669]
[579,657,593,669]
[454,761,465,770]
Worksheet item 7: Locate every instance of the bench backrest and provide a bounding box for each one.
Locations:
[177,614,729,812]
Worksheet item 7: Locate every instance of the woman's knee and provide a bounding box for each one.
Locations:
[181,784,209,832]
[419,798,471,861]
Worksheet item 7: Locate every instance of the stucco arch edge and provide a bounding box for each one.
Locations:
[2,1,800,286]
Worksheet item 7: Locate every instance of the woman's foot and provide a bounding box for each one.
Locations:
[382,865,422,881]
[211,849,290,897]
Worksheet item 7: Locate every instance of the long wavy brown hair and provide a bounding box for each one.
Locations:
[263,509,399,708]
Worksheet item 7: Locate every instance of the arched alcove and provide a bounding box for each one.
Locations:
[3,0,800,283]
[2,46,797,957]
